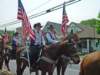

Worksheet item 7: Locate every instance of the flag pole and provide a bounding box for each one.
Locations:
[17,0,35,48]
[17,0,36,74]
[25,36,31,75]
[5,27,7,33]
[61,2,69,38]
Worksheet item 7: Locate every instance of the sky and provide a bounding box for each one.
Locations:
[0,0,100,31]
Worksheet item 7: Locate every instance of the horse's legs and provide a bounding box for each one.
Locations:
[5,55,10,71]
[61,65,67,75]
[41,71,46,75]
[16,55,22,75]
[20,59,28,75]
[0,62,2,69]
[48,70,53,75]
[61,60,69,75]
[20,63,27,75]
[57,59,63,75]
[17,62,27,75]
[0,55,3,69]
[35,70,39,75]
[57,64,61,75]
[16,63,22,75]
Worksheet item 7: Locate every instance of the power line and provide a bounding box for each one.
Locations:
[30,0,81,19]
[0,0,81,27]
[28,0,52,14]
[0,0,52,26]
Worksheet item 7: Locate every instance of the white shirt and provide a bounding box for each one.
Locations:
[46,31,58,44]
[34,29,45,46]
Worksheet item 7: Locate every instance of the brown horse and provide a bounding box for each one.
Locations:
[0,36,9,70]
[4,34,80,75]
[2,43,24,72]
[1,35,12,71]
[19,39,80,75]
[56,33,80,75]
[0,37,4,69]
[56,53,80,75]
[80,51,100,75]
[3,47,12,71]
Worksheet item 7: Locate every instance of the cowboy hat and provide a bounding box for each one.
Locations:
[47,24,54,29]
[34,22,42,28]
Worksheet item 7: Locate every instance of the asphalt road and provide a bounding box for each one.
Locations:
[3,60,80,75]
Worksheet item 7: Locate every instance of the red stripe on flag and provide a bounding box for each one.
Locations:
[17,0,35,43]
[61,3,69,37]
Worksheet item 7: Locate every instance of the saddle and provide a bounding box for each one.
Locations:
[20,45,43,64]
[20,43,60,70]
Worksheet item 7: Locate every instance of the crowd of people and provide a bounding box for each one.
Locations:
[0,22,60,73]
[15,23,60,65]
[1,22,78,63]
[0,22,78,75]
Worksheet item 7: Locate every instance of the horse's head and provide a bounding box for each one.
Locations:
[60,40,80,64]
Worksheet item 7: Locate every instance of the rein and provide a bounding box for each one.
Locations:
[70,53,79,57]
[39,44,60,64]
[39,56,58,64]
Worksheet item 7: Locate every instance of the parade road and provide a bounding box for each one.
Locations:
[2,60,80,75]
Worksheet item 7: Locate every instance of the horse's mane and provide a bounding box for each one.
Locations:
[42,42,63,61]
[73,33,79,42]
[45,39,68,52]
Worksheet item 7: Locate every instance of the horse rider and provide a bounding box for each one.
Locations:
[11,32,18,74]
[12,32,19,55]
[12,32,25,54]
[2,32,9,50]
[12,32,25,75]
[45,24,59,45]
[29,22,47,65]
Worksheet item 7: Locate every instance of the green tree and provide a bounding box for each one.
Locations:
[80,18,97,27]
[80,12,100,34]
[96,12,100,34]
[98,12,100,18]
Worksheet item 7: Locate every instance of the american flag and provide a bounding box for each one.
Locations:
[17,0,35,42]
[61,2,69,37]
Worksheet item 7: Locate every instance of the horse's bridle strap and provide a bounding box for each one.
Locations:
[71,53,78,57]
[40,56,57,64]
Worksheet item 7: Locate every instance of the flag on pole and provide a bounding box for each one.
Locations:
[17,0,35,42]
[17,1,33,74]
[61,2,69,37]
